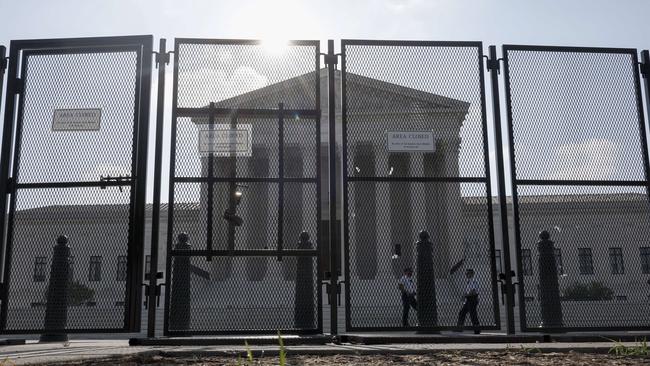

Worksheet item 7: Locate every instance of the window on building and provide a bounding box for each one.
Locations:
[640,247,650,274]
[495,249,502,274]
[578,248,594,275]
[609,247,625,275]
[554,248,564,275]
[117,256,128,282]
[89,256,102,282]
[33,256,47,282]
[522,249,532,276]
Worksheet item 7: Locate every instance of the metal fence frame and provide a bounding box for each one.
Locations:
[0,35,153,334]
[162,38,323,336]
[340,39,501,332]
[502,44,650,332]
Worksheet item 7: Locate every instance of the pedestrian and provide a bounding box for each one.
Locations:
[398,267,417,327]
[456,268,480,334]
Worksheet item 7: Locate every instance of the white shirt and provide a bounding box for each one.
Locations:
[399,275,416,295]
[465,278,479,296]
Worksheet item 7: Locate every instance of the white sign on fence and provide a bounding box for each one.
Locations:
[52,109,102,131]
[198,124,253,157]
[387,130,436,152]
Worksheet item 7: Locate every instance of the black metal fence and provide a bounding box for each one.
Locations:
[0,36,152,333]
[2,36,650,337]
[341,40,499,331]
[503,45,650,331]
[163,39,322,335]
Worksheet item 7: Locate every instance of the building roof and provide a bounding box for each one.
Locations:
[198,69,470,113]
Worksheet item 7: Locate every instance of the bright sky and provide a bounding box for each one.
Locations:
[2,0,650,203]
[1,0,649,50]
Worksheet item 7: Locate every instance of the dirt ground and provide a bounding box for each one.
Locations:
[47,351,650,365]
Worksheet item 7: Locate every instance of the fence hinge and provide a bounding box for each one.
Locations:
[6,177,13,192]
[486,57,500,74]
[14,78,23,94]
[154,51,171,67]
[323,54,339,66]
[0,57,7,72]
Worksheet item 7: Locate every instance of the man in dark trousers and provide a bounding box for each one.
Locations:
[456,268,480,334]
[398,267,417,327]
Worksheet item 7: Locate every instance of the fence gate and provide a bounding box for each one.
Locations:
[0,36,153,333]
[164,39,322,335]
[502,45,650,331]
[341,40,500,332]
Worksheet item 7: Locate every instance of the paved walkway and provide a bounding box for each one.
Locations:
[0,338,644,365]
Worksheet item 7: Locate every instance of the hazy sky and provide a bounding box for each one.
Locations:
[2,0,649,53]
[2,0,650,203]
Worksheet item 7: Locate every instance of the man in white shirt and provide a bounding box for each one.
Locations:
[398,267,417,327]
[456,268,480,334]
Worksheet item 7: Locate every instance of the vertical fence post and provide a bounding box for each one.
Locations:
[147,38,168,338]
[40,235,71,342]
[0,45,6,294]
[487,45,516,334]
[638,51,650,191]
[326,39,339,336]
[0,45,17,331]
[0,45,5,119]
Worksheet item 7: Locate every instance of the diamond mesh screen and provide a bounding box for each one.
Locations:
[342,41,498,330]
[16,51,138,184]
[167,256,319,333]
[503,46,650,330]
[166,39,321,334]
[1,42,147,333]
[6,187,131,331]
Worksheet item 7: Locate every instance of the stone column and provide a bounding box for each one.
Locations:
[389,153,413,279]
[246,146,270,281]
[416,230,438,329]
[353,142,377,280]
[282,145,304,281]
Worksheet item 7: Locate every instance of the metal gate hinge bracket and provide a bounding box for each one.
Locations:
[486,57,501,74]
[0,57,7,72]
[6,177,13,191]
[154,51,171,67]
[640,61,650,79]
[323,54,340,66]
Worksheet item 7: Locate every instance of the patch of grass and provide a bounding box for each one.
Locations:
[236,332,287,366]
[278,331,286,366]
[607,337,649,357]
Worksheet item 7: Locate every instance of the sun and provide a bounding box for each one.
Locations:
[261,36,290,55]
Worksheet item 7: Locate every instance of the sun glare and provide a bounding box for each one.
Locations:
[261,37,289,55]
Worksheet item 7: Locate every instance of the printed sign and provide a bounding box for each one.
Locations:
[52,109,102,131]
[199,124,252,157]
[387,131,436,152]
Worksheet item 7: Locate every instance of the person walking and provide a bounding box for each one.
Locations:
[398,267,417,327]
[456,268,480,334]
